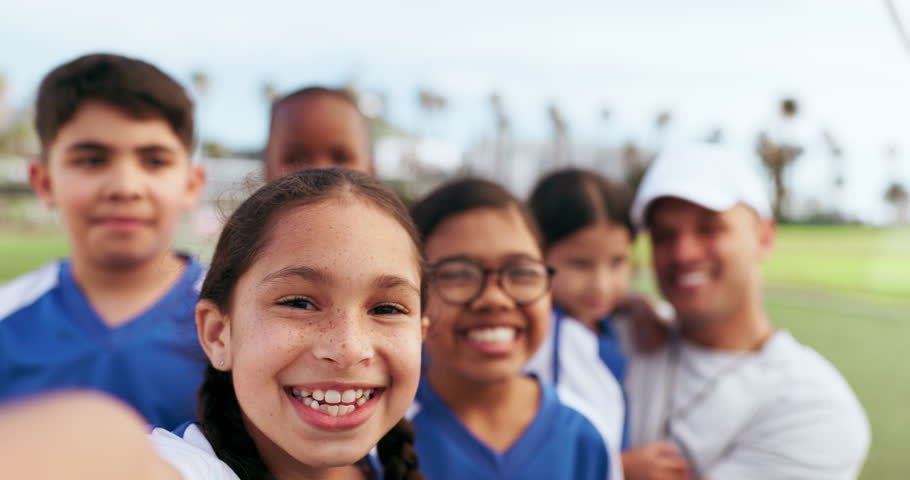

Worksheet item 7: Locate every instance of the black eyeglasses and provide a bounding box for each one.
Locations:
[428,258,555,306]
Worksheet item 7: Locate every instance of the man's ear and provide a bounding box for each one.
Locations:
[420,315,430,340]
[182,163,207,210]
[756,218,776,262]
[29,161,56,208]
[196,299,232,370]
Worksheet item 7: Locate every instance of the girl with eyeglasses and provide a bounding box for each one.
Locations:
[407,178,613,480]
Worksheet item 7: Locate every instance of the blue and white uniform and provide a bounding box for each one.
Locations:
[0,257,207,429]
[408,376,611,480]
[150,422,381,480]
[524,307,627,480]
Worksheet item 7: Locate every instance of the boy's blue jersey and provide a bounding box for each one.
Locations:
[0,258,207,429]
[408,377,611,480]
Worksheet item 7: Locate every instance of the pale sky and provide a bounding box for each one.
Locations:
[2,0,910,222]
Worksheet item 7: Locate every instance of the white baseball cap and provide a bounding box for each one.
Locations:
[631,143,772,228]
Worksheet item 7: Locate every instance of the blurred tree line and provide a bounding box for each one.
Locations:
[0,69,907,226]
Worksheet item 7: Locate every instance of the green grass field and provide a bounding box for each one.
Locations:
[0,226,907,478]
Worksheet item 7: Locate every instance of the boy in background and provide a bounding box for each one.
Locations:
[263,86,374,181]
[0,53,207,429]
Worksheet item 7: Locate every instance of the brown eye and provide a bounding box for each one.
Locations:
[277,296,317,310]
[568,258,595,270]
[74,156,106,167]
[331,149,351,164]
[651,230,671,245]
[143,157,170,169]
[370,303,409,316]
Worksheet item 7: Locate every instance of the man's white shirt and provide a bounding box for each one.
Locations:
[625,330,870,480]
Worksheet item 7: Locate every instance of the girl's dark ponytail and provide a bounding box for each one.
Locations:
[377,419,424,480]
[197,365,269,480]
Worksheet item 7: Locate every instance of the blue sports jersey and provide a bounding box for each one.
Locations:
[408,377,611,480]
[0,257,207,429]
[523,307,629,479]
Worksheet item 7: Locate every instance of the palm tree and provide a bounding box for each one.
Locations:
[190,70,210,160]
[756,132,803,220]
[885,182,909,225]
[191,71,210,99]
[653,110,672,152]
[0,119,36,156]
[595,107,612,172]
[417,88,447,138]
[822,129,845,216]
[547,103,569,168]
[621,140,651,190]
[0,73,8,131]
[704,127,724,144]
[489,92,511,180]
[0,75,37,157]
[822,130,845,189]
[262,82,279,106]
[756,98,804,220]
[781,98,798,118]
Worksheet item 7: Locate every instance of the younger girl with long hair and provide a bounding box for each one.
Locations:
[525,168,686,480]
[151,168,424,480]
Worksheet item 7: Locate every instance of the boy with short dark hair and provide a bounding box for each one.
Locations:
[0,53,207,429]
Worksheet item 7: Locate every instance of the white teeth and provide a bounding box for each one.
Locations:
[679,271,709,287]
[324,390,341,404]
[292,387,378,415]
[467,327,517,343]
[315,404,358,416]
[341,389,357,403]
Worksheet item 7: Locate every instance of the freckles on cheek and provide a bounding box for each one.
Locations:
[385,328,423,361]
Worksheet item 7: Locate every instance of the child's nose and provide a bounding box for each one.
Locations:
[312,312,375,369]
[104,160,145,201]
[469,272,515,312]
[593,266,612,293]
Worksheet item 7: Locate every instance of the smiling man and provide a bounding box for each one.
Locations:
[621,143,870,480]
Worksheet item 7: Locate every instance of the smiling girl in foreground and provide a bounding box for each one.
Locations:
[151,169,425,480]
[407,178,612,479]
